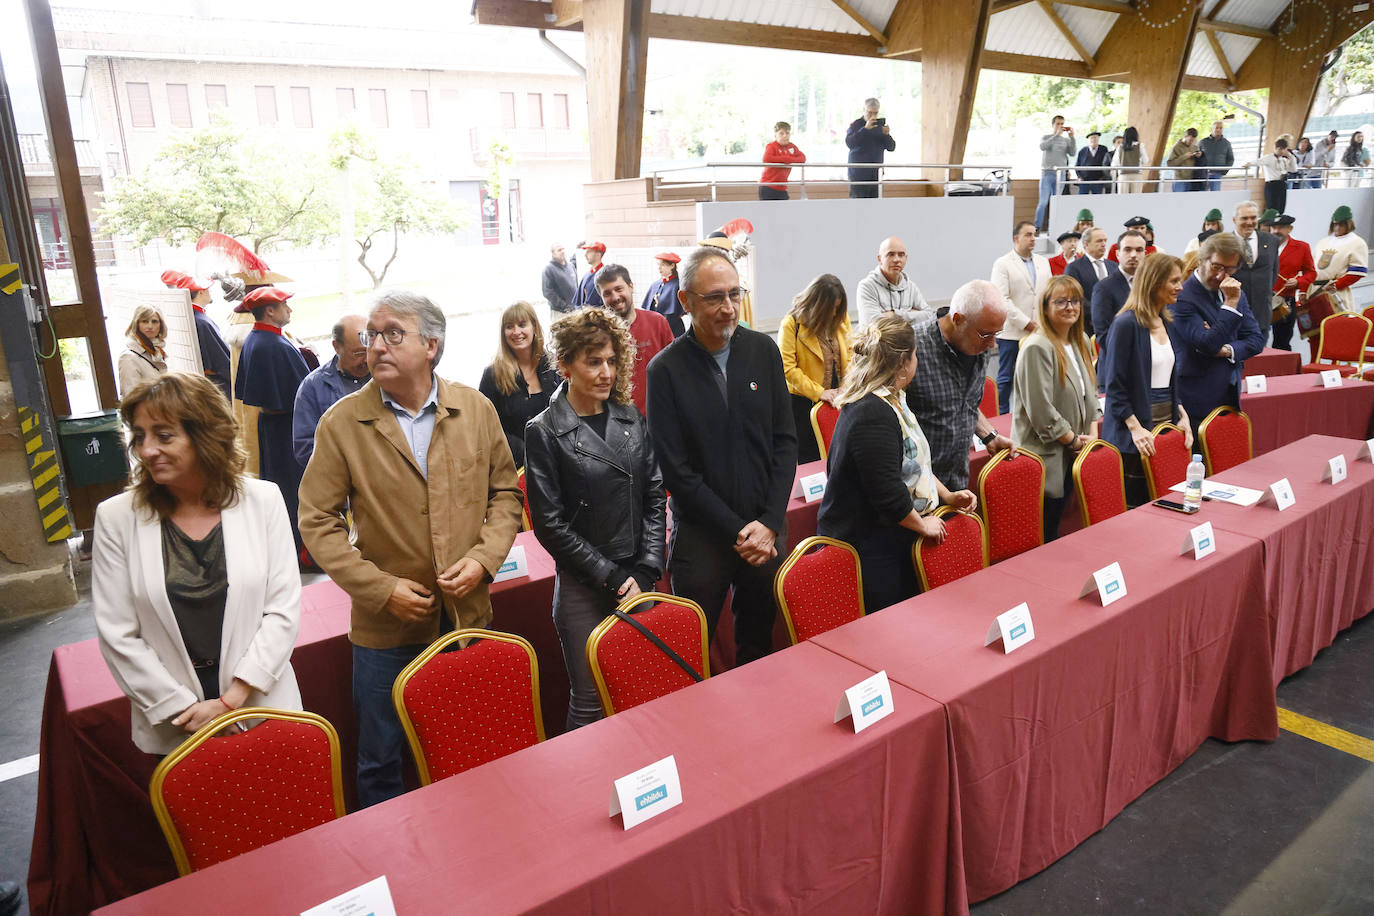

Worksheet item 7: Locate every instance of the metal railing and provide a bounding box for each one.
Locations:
[650,161,1014,202]
[1047,162,1374,194]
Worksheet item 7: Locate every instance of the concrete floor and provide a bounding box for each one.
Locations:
[2,559,1370,915]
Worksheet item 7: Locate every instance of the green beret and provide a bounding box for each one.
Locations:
[1204,208,1223,222]
[1332,205,1354,223]
[1259,208,1279,224]
[1076,209,1093,221]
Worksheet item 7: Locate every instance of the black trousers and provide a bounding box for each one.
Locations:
[851,525,917,610]
[758,185,789,200]
[669,517,785,666]
[1264,178,1287,216]
[792,394,821,464]
[1271,299,1298,351]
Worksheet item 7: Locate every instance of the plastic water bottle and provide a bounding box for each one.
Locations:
[1184,454,1205,510]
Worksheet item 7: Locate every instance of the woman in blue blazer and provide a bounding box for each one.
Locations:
[1103,252,1195,506]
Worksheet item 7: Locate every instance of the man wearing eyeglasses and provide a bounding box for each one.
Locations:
[299,290,522,807]
[1171,232,1265,442]
[647,247,797,667]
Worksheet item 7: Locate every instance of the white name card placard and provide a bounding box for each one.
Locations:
[1318,369,1343,388]
[1079,561,1127,607]
[301,876,397,916]
[1261,478,1297,511]
[796,471,827,503]
[1357,439,1374,462]
[610,755,682,829]
[834,670,894,733]
[1180,521,1217,560]
[984,602,1035,654]
[491,544,529,584]
[1244,375,1268,394]
[971,433,986,454]
[1169,479,1265,506]
[1323,454,1348,484]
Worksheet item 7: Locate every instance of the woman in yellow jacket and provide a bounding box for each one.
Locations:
[780,273,852,463]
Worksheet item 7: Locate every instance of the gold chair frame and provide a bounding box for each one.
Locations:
[586,591,709,717]
[1072,438,1127,528]
[773,535,865,645]
[1196,405,1253,475]
[912,506,989,592]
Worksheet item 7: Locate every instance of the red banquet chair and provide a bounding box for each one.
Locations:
[977,448,1045,563]
[150,708,345,875]
[1141,421,1191,500]
[516,466,531,531]
[1073,439,1127,527]
[392,629,545,786]
[1197,406,1252,474]
[1300,312,1371,378]
[1362,305,1374,364]
[774,535,865,643]
[978,376,998,418]
[912,506,988,591]
[587,592,709,717]
[810,401,840,460]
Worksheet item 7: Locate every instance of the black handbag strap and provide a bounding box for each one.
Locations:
[611,606,704,683]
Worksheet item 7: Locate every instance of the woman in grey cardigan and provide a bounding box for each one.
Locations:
[1011,275,1101,541]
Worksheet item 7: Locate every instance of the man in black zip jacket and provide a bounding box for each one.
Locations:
[647,247,797,666]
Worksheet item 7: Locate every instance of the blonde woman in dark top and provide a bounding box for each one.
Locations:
[478,301,560,468]
[92,372,301,755]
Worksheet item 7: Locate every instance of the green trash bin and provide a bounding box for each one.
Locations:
[57,410,129,488]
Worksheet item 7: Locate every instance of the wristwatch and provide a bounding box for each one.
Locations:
[980,431,997,447]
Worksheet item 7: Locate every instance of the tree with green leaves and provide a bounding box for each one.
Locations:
[1315,25,1374,116]
[96,118,333,252]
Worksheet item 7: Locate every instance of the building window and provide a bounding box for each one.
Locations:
[527,93,543,128]
[205,84,228,110]
[499,91,516,129]
[369,89,388,128]
[166,83,192,128]
[126,82,154,128]
[291,87,313,128]
[411,89,430,129]
[256,85,278,127]
[553,93,570,129]
[336,87,356,117]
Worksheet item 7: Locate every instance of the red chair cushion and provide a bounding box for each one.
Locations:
[401,638,542,782]
[980,453,1044,563]
[814,403,840,455]
[1300,363,1358,376]
[1201,413,1251,474]
[594,601,704,713]
[779,543,863,640]
[979,377,998,418]
[916,513,985,589]
[1076,445,1127,526]
[1145,428,1190,498]
[160,718,338,871]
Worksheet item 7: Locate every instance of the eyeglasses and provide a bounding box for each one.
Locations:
[1050,297,1082,309]
[686,287,746,308]
[972,327,999,341]
[360,328,409,347]
[1203,260,1240,275]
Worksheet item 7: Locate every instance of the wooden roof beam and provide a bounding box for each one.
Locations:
[551,0,583,28]
[1037,0,1095,69]
[829,0,888,46]
[1204,30,1236,87]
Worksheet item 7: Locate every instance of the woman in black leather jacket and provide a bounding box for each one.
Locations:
[524,307,667,730]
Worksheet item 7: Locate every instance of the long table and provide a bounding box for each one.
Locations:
[811,506,1278,902]
[1143,434,1374,684]
[1240,374,1374,454]
[28,467,827,915]
[1243,346,1303,378]
[95,642,970,916]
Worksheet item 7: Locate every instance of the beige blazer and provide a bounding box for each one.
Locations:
[1010,333,1102,498]
[991,250,1051,341]
[92,478,302,755]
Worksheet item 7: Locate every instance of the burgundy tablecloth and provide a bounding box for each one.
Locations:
[812,508,1278,902]
[1241,374,1374,455]
[1143,434,1374,683]
[95,643,969,916]
[1243,346,1302,378]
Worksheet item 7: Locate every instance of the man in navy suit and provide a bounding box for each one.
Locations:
[1067,227,1119,333]
[1090,229,1147,389]
[1171,232,1265,440]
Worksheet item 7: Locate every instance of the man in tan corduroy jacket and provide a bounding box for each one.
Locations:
[299,289,522,807]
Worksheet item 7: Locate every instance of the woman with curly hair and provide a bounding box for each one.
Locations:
[92,372,302,755]
[523,308,667,730]
[117,305,169,396]
[478,301,559,467]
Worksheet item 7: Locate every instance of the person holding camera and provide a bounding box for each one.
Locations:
[1035,115,1076,230]
[846,98,896,199]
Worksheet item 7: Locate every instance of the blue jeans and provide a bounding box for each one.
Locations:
[1207,172,1225,191]
[353,625,448,808]
[996,338,1020,415]
[1034,171,1057,230]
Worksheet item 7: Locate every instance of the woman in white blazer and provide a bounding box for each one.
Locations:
[93,371,301,756]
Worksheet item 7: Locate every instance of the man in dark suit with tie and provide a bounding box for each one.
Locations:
[1067,227,1119,333]
[1172,232,1265,441]
[1230,200,1280,341]
[1090,230,1147,389]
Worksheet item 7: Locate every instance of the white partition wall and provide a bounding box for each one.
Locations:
[1049,188,1374,257]
[700,196,1016,331]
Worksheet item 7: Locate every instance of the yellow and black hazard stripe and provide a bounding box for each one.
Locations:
[18,406,73,542]
[0,263,20,295]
